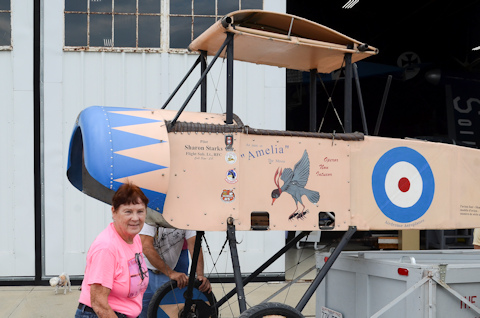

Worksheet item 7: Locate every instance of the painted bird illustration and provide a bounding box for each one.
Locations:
[271,150,320,220]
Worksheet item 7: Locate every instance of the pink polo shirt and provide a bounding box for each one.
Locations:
[78,223,148,318]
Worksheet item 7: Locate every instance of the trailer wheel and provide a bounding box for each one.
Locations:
[238,302,304,318]
[147,279,217,318]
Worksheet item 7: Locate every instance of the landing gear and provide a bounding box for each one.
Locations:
[151,221,356,318]
[147,279,217,318]
[239,303,304,318]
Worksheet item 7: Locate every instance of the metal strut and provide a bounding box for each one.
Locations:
[161,54,203,110]
[200,50,207,113]
[214,230,311,309]
[227,217,247,313]
[344,48,353,133]
[374,74,392,136]
[170,33,233,128]
[353,63,369,135]
[182,231,205,318]
[309,69,317,132]
[295,226,357,312]
[226,32,234,124]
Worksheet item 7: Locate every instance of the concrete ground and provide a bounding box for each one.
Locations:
[0,247,321,318]
[0,282,316,318]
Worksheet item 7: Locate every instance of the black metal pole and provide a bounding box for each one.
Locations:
[161,55,202,109]
[227,218,247,313]
[214,231,311,309]
[226,32,234,124]
[353,63,368,135]
[34,0,42,285]
[170,34,233,127]
[295,226,357,312]
[182,231,204,318]
[374,75,392,136]
[201,50,207,112]
[309,69,317,132]
[344,49,353,133]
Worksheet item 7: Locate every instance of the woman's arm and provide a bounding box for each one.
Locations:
[90,283,118,318]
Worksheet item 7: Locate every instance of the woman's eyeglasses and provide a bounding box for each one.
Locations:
[135,253,148,281]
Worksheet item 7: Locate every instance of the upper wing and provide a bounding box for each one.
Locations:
[291,150,310,187]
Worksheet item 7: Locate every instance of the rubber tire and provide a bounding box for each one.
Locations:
[147,279,217,318]
[238,302,304,318]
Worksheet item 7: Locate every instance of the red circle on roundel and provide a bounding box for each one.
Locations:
[398,177,410,192]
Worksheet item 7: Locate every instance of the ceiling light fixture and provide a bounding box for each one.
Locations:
[472,46,480,51]
[343,0,359,9]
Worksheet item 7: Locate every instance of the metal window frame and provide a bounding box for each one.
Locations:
[0,5,13,50]
[63,0,263,52]
[64,0,163,52]
[168,0,263,52]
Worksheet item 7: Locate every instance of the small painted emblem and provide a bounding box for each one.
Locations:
[221,189,235,202]
[225,135,234,150]
[225,152,237,164]
[226,169,238,184]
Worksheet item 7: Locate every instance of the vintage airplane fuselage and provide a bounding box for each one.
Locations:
[67,106,480,232]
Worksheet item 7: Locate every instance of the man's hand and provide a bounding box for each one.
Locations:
[169,271,189,289]
[197,275,212,293]
[186,236,211,293]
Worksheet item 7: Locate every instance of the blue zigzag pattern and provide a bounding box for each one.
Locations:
[107,110,161,128]
[106,110,168,214]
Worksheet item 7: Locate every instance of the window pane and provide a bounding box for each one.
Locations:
[65,0,87,12]
[115,0,135,13]
[91,0,112,13]
[170,16,191,48]
[65,13,87,46]
[241,0,262,10]
[194,0,214,15]
[194,17,214,39]
[139,0,160,13]
[170,0,190,15]
[139,15,160,47]
[90,14,112,46]
[218,0,238,15]
[0,12,10,46]
[114,14,136,47]
[0,0,9,11]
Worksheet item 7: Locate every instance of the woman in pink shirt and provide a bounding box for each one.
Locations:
[76,182,149,318]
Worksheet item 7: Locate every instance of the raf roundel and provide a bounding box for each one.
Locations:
[372,147,435,223]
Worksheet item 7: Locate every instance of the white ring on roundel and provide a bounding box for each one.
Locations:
[384,161,423,208]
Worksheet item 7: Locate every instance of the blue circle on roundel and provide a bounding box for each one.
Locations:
[372,147,435,223]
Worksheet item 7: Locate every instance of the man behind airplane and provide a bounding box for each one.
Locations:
[138,224,211,318]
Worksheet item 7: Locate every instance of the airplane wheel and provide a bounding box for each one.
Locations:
[147,279,217,318]
[239,302,304,318]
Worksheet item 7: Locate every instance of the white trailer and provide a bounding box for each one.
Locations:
[317,250,480,318]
